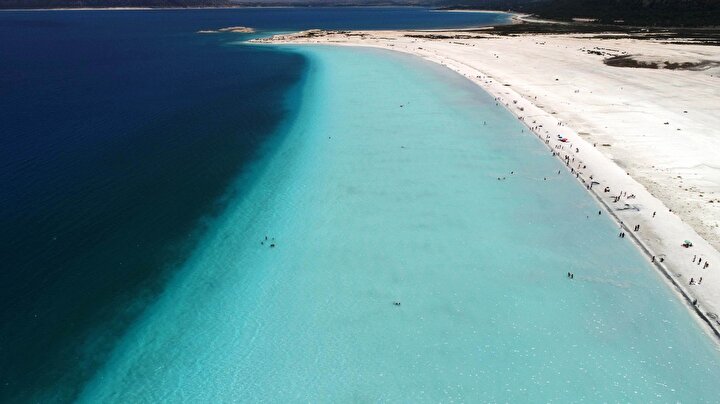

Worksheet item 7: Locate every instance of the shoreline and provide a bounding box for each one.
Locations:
[251,29,720,342]
[78,43,720,400]
[434,9,543,25]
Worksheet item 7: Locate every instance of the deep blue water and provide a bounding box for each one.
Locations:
[0,8,507,402]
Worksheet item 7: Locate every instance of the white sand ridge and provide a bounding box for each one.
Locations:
[197,26,255,34]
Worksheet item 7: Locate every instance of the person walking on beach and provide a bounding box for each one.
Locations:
[690,278,695,285]
[699,277,703,285]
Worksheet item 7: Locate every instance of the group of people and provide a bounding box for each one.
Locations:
[260,235,276,248]
[693,255,710,269]
[518,103,714,297]
[687,257,710,288]
[689,277,703,285]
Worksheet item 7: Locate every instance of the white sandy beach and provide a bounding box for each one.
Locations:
[253,29,720,338]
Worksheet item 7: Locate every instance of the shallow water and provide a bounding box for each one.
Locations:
[0,8,509,402]
[79,46,720,402]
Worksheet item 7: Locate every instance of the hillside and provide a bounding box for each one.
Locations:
[527,0,720,26]
[445,0,720,27]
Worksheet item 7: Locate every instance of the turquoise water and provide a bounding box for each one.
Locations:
[0,9,510,401]
[79,47,720,402]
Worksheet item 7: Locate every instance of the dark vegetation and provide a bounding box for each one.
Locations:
[443,0,720,27]
[482,20,720,45]
[530,0,720,27]
[604,54,720,69]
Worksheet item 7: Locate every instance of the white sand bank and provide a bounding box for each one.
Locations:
[251,30,720,338]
